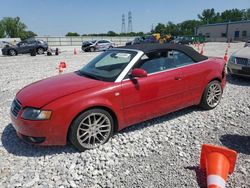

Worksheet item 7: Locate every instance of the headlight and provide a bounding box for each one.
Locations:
[21,108,52,120]
[228,56,236,64]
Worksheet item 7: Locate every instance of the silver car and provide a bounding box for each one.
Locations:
[227,46,250,77]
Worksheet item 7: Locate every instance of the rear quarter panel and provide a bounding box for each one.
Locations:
[195,57,226,104]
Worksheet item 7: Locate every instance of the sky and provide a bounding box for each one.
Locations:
[0,0,249,36]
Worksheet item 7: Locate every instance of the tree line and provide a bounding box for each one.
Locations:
[67,8,250,37]
[0,17,37,40]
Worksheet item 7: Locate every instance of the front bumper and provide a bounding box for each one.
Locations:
[1,49,8,55]
[10,112,67,146]
[227,62,250,77]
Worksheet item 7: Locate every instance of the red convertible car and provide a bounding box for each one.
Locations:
[10,44,226,151]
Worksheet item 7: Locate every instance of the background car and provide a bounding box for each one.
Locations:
[10,44,226,151]
[227,46,250,77]
[0,41,12,48]
[244,39,250,47]
[81,40,114,52]
[126,36,158,46]
[170,36,194,44]
[1,39,48,56]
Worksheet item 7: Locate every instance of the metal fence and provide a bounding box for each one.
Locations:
[35,36,135,46]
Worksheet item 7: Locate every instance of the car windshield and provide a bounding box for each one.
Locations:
[79,50,136,82]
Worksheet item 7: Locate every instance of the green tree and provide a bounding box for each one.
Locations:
[65,32,80,36]
[107,31,117,36]
[1,17,27,38]
[221,9,244,22]
[154,23,166,34]
[243,8,250,20]
[0,21,5,38]
[180,20,201,35]
[198,8,217,24]
[20,30,37,40]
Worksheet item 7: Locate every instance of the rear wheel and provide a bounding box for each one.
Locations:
[37,47,44,55]
[9,49,17,56]
[200,80,222,110]
[69,109,114,151]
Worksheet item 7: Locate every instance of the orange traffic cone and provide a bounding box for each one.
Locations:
[224,50,228,62]
[56,61,67,74]
[200,144,237,188]
[200,45,204,55]
[74,48,77,55]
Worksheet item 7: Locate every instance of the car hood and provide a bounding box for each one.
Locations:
[17,72,104,108]
[233,47,250,59]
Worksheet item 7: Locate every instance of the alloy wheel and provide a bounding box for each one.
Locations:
[206,82,222,108]
[76,113,112,149]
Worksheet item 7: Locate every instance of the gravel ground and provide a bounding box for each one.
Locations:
[0,43,249,188]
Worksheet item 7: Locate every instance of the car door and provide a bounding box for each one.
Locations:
[17,41,29,53]
[121,51,185,126]
[169,50,209,107]
[25,40,37,53]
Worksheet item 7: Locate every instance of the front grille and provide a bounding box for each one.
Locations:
[11,99,22,117]
[236,57,249,66]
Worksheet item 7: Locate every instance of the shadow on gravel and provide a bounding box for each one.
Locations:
[120,106,202,134]
[185,166,206,188]
[220,134,250,155]
[226,74,250,86]
[1,124,77,157]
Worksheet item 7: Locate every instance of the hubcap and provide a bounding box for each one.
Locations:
[206,82,222,108]
[37,48,43,54]
[77,113,111,149]
[10,50,15,56]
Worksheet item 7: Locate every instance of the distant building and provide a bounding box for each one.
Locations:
[196,20,250,42]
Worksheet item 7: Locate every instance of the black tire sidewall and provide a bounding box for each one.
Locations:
[69,109,114,151]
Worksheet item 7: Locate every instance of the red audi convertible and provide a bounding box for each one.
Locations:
[10,44,226,151]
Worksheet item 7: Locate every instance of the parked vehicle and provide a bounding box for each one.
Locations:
[1,39,48,56]
[125,36,145,46]
[244,39,250,47]
[126,35,157,46]
[227,46,250,77]
[170,36,194,45]
[0,41,12,48]
[10,44,226,151]
[81,40,114,52]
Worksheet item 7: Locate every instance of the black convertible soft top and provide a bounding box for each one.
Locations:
[117,43,208,62]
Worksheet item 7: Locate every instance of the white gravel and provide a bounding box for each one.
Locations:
[0,43,249,188]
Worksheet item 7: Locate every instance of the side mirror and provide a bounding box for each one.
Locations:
[131,68,147,78]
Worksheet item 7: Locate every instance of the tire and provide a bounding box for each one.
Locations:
[200,80,223,110]
[8,49,17,56]
[69,109,114,151]
[90,47,95,52]
[37,47,44,55]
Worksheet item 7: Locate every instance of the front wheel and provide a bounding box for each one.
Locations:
[90,47,95,52]
[200,80,223,110]
[9,49,17,56]
[69,109,114,151]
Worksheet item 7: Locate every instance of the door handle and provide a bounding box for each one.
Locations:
[174,77,182,80]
